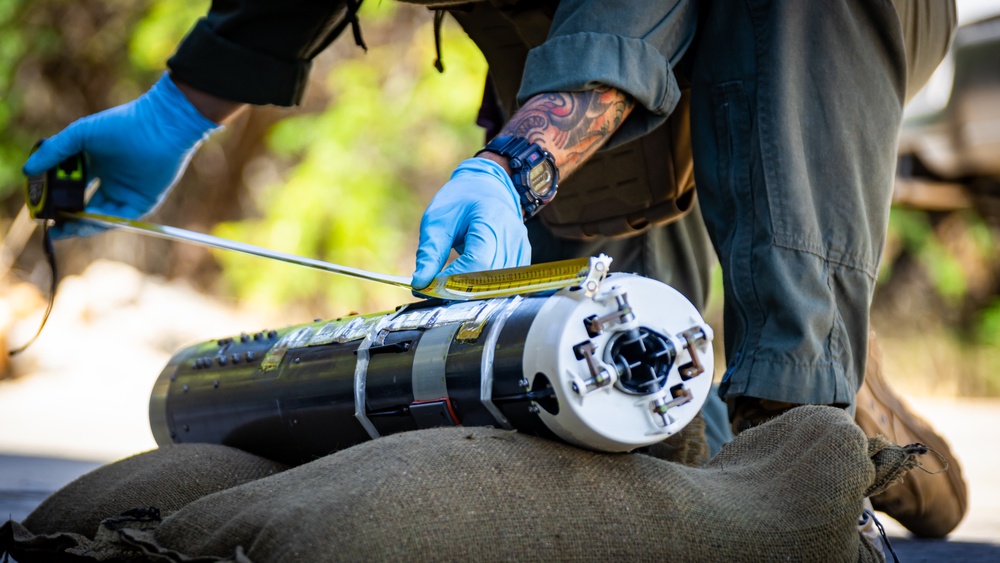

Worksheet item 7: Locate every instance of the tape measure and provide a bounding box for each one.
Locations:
[22,145,613,302]
[421,255,611,300]
[24,141,87,220]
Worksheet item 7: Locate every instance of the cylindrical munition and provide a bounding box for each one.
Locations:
[149,273,714,465]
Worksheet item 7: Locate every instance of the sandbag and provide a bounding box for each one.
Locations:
[3,406,916,563]
[22,444,288,538]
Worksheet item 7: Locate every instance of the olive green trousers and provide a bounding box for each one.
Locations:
[531,0,956,413]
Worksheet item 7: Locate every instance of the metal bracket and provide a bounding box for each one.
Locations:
[571,340,615,395]
[581,254,613,297]
[677,325,712,380]
[650,386,693,427]
[583,290,635,337]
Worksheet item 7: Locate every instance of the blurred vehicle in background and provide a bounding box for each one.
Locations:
[895,5,1000,215]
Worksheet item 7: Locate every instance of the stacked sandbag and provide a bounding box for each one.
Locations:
[3,406,913,562]
[2,443,287,561]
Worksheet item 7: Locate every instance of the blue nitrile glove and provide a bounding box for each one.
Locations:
[411,158,530,290]
[22,73,221,238]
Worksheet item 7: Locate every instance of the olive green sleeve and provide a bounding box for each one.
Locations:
[517,0,696,147]
[167,0,362,106]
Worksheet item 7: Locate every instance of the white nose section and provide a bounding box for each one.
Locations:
[523,273,714,452]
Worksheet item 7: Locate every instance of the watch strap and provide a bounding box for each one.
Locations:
[477,135,558,219]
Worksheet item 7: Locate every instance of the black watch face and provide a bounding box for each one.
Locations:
[528,160,556,198]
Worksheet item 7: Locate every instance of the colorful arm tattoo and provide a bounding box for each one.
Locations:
[499,86,634,178]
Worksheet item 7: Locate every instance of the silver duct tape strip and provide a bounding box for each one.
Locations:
[434,300,489,325]
[259,326,315,372]
[479,296,523,430]
[313,315,383,345]
[306,314,386,347]
[306,299,504,349]
[389,300,483,331]
[389,307,442,332]
[411,323,461,401]
[456,299,506,342]
[308,318,355,346]
[383,299,506,335]
[341,316,386,343]
[353,310,404,440]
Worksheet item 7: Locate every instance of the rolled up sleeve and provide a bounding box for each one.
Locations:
[168,0,357,107]
[518,0,696,147]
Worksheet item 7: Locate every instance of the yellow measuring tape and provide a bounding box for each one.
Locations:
[65,211,612,301]
[422,255,612,300]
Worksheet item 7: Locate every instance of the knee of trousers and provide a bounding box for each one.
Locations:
[689,0,904,408]
[716,241,873,409]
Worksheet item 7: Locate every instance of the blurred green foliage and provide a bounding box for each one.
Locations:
[978,299,1000,346]
[129,0,209,72]
[884,209,969,303]
[0,0,201,201]
[883,206,1000,354]
[1,1,485,316]
[0,0,44,197]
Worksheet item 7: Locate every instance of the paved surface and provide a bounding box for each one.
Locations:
[889,538,1000,562]
[0,454,102,524]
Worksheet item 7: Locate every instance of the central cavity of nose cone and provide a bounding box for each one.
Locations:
[607,327,676,395]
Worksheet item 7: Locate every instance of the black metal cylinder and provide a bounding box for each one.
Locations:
[150,296,550,466]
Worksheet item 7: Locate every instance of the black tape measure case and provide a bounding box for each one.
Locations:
[25,140,87,221]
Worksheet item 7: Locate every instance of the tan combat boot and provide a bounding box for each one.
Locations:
[855,330,968,538]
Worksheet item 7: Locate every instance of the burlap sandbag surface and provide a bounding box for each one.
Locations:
[1,443,288,562]
[24,443,289,538]
[140,408,888,561]
[4,406,913,562]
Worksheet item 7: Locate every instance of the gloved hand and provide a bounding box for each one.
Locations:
[411,158,530,290]
[22,72,221,238]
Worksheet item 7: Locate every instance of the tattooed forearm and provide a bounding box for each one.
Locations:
[499,86,634,178]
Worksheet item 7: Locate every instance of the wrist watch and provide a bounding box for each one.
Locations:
[477,135,559,219]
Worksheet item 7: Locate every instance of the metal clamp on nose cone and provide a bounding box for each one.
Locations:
[571,340,616,395]
[678,325,712,380]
